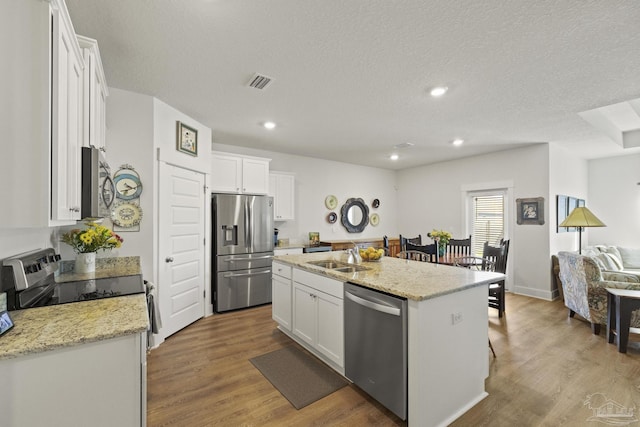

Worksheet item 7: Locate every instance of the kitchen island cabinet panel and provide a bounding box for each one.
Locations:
[288,269,345,373]
[274,252,504,426]
[272,261,292,331]
[0,333,145,427]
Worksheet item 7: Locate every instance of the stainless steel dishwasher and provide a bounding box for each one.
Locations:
[344,282,408,420]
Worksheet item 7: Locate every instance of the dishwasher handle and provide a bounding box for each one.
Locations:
[345,291,401,316]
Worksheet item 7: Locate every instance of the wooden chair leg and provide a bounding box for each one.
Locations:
[569,309,576,318]
[591,323,601,335]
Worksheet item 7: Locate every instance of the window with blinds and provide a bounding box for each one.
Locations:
[471,194,504,256]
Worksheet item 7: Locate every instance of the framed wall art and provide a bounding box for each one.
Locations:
[516,197,545,225]
[556,195,568,233]
[176,121,198,156]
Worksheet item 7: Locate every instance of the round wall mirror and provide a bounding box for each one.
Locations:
[340,198,369,233]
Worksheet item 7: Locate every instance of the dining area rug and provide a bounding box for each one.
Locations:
[249,345,348,409]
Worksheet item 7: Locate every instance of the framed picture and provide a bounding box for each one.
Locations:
[308,232,320,246]
[556,195,568,233]
[176,121,198,156]
[567,197,578,232]
[516,197,545,225]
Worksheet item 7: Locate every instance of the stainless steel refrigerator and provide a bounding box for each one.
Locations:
[212,194,274,312]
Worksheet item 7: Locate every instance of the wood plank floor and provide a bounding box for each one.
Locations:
[147,294,640,427]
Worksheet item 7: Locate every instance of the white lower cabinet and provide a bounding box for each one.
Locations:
[272,261,292,331]
[292,268,344,371]
[0,333,146,427]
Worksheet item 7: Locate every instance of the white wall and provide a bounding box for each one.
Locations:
[397,144,552,299]
[95,88,155,278]
[212,143,398,245]
[588,154,640,247]
[548,144,589,256]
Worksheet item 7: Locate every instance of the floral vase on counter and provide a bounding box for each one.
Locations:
[61,221,123,274]
[75,252,96,273]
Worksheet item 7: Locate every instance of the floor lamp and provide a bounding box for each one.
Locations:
[559,207,606,254]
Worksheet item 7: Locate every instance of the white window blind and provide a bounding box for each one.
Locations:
[472,194,504,256]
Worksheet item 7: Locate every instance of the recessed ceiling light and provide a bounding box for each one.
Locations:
[451,138,464,146]
[430,86,448,97]
[263,121,276,129]
[390,154,399,161]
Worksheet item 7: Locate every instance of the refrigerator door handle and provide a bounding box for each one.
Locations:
[223,269,272,279]
[244,197,251,248]
[225,255,273,262]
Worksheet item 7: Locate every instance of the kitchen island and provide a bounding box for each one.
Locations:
[273,251,504,427]
[0,256,148,427]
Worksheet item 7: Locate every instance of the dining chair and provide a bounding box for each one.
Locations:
[396,250,430,262]
[484,240,510,318]
[446,236,472,258]
[453,239,509,317]
[405,241,439,263]
[399,234,422,252]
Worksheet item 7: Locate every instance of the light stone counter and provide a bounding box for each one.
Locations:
[0,294,148,360]
[274,251,504,301]
[1,256,148,361]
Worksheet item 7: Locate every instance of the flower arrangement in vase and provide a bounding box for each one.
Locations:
[427,229,452,256]
[61,221,123,273]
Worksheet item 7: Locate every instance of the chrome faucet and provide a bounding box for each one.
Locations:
[347,244,362,264]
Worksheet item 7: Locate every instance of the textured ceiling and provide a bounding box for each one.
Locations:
[65,0,640,170]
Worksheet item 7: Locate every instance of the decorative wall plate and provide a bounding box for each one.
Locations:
[370,213,380,226]
[325,195,338,210]
[113,173,143,200]
[327,212,337,224]
[111,201,143,228]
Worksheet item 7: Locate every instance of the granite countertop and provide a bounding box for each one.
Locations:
[56,256,141,283]
[0,256,148,361]
[274,251,504,301]
[0,294,148,360]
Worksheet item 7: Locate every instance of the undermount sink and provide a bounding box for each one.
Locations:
[333,265,370,273]
[306,260,370,272]
[307,260,347,269]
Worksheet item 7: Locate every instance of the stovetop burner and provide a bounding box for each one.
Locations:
[1,248,144,310]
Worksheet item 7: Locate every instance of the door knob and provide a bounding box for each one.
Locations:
[165,257,174,263]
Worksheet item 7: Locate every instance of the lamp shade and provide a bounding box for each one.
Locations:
[559,207,606,228]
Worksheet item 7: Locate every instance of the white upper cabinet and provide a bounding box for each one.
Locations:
[269,172,295,221]
[77,36,109,152]
[50,2,84,222]
[1,0,101,227]
[211,152,270,194]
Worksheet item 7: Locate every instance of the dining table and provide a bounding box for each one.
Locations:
[438,254,484,269]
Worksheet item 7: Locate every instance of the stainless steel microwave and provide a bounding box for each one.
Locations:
[81,146,114,219]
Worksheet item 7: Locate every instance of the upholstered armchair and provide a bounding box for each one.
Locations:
[557,251,640,335]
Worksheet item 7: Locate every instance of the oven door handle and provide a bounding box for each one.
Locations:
[223,269,272,279]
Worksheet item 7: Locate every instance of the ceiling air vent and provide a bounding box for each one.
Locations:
[247,73,273,90]
[394,142,415,149]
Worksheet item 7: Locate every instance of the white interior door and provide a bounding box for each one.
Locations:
[159,163,205,338]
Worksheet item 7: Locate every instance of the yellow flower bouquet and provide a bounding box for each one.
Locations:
[427,229,452,247]
[61,221,123,254]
